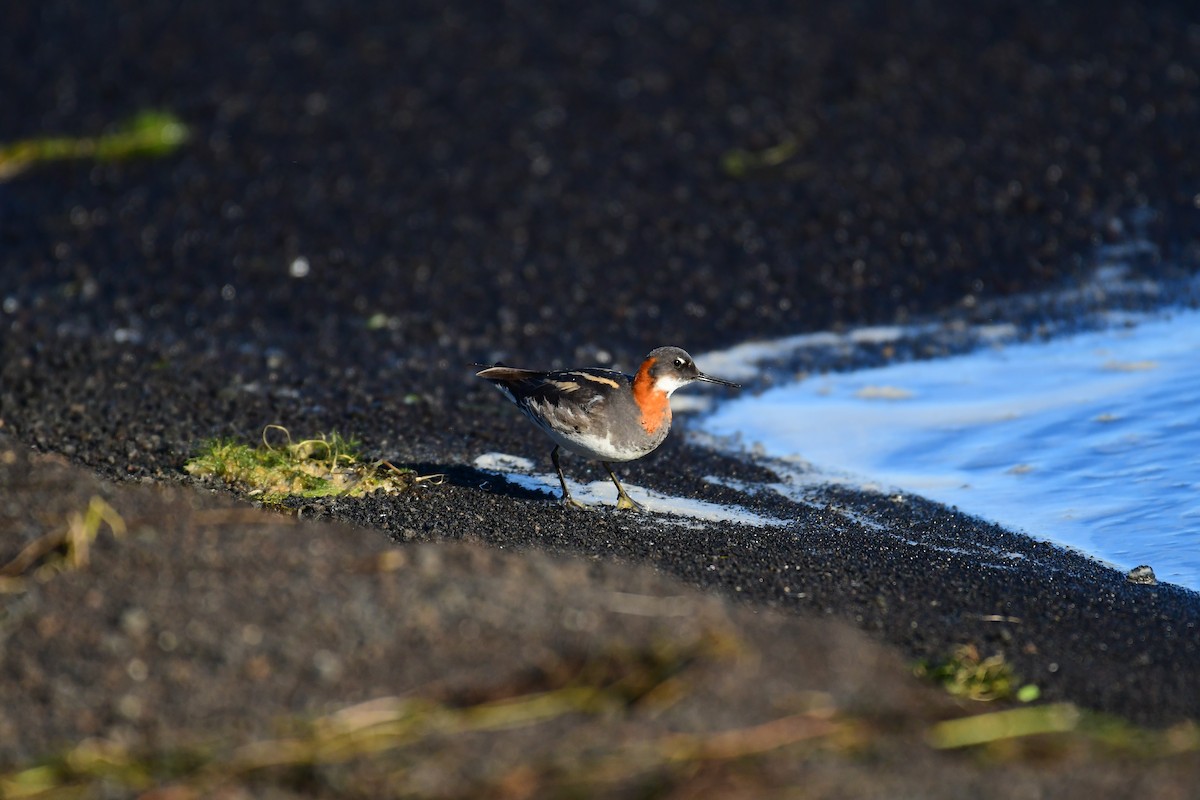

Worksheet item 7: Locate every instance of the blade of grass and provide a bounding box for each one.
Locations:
[928,704,1081,749]
[0,111,188,181]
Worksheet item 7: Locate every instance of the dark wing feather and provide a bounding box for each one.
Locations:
[475,365,544,383]
[478,366,629,420]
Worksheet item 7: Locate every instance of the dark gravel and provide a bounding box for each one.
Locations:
[6,440,1200,797]
[2,0,1200,791]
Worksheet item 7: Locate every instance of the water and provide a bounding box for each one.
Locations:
[701,308,1200,590]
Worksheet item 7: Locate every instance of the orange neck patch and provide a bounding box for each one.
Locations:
[632,358,671,434]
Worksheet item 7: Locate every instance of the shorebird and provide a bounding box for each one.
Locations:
[477,346,739,510]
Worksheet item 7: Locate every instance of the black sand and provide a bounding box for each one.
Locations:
[3,1,1200,795]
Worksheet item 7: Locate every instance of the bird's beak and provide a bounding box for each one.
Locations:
[696,372,740,389]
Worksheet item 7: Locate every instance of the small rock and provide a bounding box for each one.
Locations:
[1126,565,1157,585]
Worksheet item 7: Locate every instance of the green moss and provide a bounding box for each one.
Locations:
[914,644,1037,703]
[0,111,188,181]
[185,427,432,504]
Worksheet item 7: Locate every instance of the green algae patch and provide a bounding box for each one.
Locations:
[185,426,434,504]
[914,644,1038,703]
[0,110,189,181]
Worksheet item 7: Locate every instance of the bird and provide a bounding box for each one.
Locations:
[476,346,739,510]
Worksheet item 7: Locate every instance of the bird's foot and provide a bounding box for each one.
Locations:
[560,495,591,511]
[615,492,642,512]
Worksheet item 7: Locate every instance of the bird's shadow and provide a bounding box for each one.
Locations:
[409,462,554,503]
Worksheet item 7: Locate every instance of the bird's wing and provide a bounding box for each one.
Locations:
[479,367,628,412]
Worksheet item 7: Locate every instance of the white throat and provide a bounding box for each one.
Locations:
[653,374,691,396]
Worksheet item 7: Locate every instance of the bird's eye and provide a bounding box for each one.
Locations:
[673,357,686,368]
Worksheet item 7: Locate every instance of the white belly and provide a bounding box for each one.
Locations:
[536,420,649,462]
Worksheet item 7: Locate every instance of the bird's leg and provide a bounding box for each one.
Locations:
[551,446,589,510]
[602,462,642,511]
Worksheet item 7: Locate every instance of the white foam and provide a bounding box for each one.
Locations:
[474,452,786,528]
[694,328,910,382]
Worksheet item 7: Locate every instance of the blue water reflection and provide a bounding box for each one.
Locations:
[703,310,1200,589]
